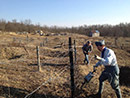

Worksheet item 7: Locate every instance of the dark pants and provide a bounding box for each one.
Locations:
[98,66,122,98]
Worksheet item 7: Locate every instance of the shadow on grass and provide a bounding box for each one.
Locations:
[119,66,130,87]
[0,85,61,98]
[74,85,97,98]
[28,63,68,66]
[28,63,37,66]
[0,85,28,98]
[41,63,68,66]
[9,54,24,60]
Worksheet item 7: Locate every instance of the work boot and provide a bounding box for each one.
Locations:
[86,62,89,65]
[84,60,89,65]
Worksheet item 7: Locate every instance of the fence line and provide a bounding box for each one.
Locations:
[24,66,69,98]
[24,38,74,98]
[1,37,84,98]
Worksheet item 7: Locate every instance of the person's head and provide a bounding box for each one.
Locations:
[95,40,105,51]
[87,41,91,46]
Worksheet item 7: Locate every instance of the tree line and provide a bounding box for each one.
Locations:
[0,19,130,37]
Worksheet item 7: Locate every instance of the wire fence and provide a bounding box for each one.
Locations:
[0,35,95,98]
[24,66,69,98]
[23,42,71,98]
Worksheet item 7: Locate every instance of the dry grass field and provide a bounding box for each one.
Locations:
[0,32,130,98]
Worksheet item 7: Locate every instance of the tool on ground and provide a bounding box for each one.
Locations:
[80,67,96,89]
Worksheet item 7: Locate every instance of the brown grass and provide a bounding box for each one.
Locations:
[0,33,130,98]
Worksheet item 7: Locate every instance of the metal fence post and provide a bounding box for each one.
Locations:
[74,40,77,64]
[69,37,75,98]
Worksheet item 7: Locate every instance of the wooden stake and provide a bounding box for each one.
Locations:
[36,46,41,72]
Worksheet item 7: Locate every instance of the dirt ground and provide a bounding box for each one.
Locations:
[0,33,130,98]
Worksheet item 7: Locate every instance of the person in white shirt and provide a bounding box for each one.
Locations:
[94,40,122,98]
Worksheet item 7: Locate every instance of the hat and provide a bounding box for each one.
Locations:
[87,41,91,44]
[95,40,105,46]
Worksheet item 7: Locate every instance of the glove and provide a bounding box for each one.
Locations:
[83,51,87,54]
[95,55,102,60]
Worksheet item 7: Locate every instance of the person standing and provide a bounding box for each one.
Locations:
[82,41,93,65]
[94,40,122,98]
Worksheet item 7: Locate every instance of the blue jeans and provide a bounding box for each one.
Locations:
[84,53,89,64]
[98,66,122,98]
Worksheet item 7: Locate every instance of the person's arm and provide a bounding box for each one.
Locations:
[95,49,114,66]
[94,61,102,67]
[90,45,93,51]
[83,50,87,54]
[82,45,87,54]
[95,50,113,66]
[88,45,93,54]
[100,52,113,66]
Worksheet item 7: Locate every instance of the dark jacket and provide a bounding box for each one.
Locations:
[82,44,93,55]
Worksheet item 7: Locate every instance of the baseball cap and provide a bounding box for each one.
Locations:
[95,40,105,46]
[87,41,91,44]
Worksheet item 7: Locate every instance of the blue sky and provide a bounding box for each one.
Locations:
[0,0,130,27]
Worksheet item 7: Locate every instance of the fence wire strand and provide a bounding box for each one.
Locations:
[24,66,69,98]
[1,36,90,98]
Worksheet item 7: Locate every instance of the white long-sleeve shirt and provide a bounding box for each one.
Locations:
[95,47,118,67]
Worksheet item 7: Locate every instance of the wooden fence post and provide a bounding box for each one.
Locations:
[69,37,75,98]
[36,46,41,72]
